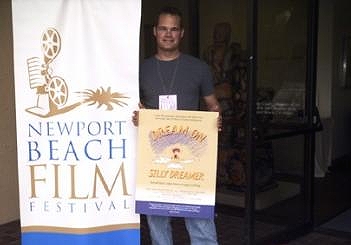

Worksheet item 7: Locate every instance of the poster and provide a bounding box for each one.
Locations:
[135,109,219,219]
[12,0,141,244]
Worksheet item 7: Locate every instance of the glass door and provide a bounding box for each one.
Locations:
[199,0,319,243]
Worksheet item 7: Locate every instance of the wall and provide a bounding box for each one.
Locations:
[316,0,333,119]
[332,0,351,159]
[0,0,20,225]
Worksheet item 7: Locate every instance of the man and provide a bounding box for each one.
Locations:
[133,6,221,245]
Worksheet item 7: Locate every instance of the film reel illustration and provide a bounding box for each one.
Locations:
[42,28,61,64]
[26,27,129,118]
[26,28,68,117]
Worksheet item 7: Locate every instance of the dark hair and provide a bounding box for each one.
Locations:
[154,6,183,28]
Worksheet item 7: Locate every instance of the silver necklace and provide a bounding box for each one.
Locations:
[156,57,180,94]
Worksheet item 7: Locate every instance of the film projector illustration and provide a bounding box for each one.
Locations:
[26,28,129,118]
[26,28,69,117]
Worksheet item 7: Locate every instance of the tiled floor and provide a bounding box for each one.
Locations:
[1,211,351,245]
[0,220,20,245]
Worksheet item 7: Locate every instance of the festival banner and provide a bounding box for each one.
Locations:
[135,109,219,219]
[12,0,141,244]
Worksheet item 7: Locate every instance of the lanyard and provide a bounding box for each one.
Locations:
[156,57,180,94]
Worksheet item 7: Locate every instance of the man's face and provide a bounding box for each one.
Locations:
[153,14,184,53]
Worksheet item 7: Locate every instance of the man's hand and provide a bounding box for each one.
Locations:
[132,103,145,126]
[217,115,222,132]
[203,94,222,132]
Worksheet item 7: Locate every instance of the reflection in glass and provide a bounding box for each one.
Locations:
[257,0,308,124]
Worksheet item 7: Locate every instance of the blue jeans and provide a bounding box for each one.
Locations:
[146,215,218,245]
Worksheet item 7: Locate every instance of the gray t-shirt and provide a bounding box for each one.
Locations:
[139,54,215,110]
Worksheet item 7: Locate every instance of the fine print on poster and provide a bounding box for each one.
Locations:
[135,109,219,219]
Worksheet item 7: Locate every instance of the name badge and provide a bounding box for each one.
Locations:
[159,95,177,110]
